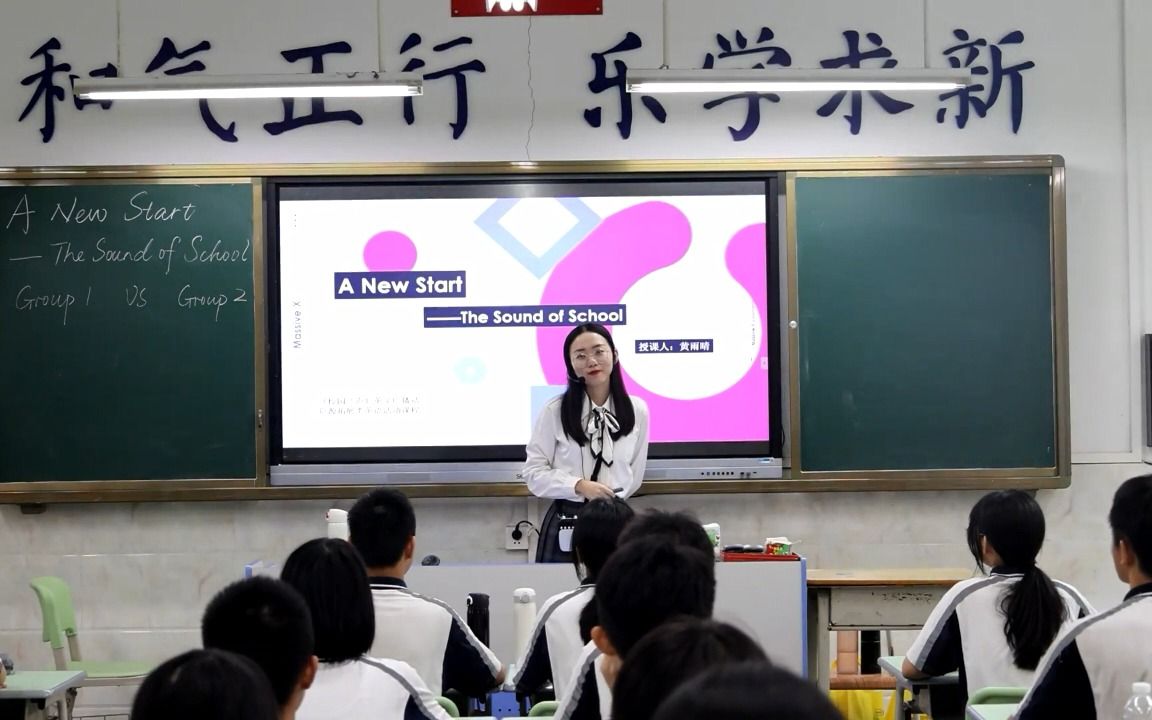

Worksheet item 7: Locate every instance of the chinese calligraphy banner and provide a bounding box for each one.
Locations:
[451,0,601,16]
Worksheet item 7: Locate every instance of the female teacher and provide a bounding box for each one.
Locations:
[522,323,649,563]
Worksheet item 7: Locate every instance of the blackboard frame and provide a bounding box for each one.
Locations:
[785,164,1070,487]
[0,174,268,499]
[0,157,1068,504]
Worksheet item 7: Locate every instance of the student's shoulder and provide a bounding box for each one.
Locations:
[628,394,648,416]
[1068,594,1152,638]
[938,574,1003,602]
[380,585,459,618]
[540,586,594,615]
[1040,596,1151,667]
[357,656,424,687]
[1052,579,1094,612]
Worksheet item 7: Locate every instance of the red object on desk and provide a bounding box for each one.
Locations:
[721,552,801,562]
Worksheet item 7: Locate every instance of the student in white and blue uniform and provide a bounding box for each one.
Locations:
[903,490,1093,706]
[1017,475,1152,720]
[522,323,649,564]
[514,496,634,699]
[280,538,452,720]
[348,488,505,698]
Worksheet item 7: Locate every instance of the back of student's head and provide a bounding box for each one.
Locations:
[652,662,841,720]
[201,576,314,708]
[617,509,713,559]
[612,619,767,720]
[966,490,1065,670]
[573,497,635,583]
[281,538,375,664]
[1110,474,1152,576]
[348,488,416,568]
[596,537,716,657]
[130,649,280,720]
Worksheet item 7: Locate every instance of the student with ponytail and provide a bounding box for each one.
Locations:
[902,490,1093,702]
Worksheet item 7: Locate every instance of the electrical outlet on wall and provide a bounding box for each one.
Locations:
[505,523,529,551]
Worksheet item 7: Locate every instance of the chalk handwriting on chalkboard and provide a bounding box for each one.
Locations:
[125,285,148,308]
[14,284,86,326]
[2,190,250,326]
[176,285,249,322]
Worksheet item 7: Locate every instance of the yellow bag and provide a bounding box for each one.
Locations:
[828,689,895,720]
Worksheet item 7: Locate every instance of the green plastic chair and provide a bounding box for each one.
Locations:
[528,700,559,717]
[436,696,461,717]
[968,686,1028,705]
[29,576,152,687]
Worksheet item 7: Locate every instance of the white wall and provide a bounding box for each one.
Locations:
[0,0,1150,713]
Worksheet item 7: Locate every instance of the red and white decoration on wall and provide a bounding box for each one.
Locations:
[451,0,601,17]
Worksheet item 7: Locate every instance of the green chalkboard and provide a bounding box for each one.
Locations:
[793,172,1058,473]
[0,181,256,482]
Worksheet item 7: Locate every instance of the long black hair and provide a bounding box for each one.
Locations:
[967,490,1066,670]
[560,323,635,443]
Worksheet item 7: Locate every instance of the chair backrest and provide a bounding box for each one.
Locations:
[29,576,80,668]
[436,696,461,717]
[528,700,559,717]
[968,686,1028,705]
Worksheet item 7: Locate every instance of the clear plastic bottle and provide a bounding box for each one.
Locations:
[1122,681,1152,719]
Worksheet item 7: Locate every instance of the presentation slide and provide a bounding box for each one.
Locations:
[277,183,771,456]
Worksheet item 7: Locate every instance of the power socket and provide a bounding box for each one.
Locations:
[505,523,529,551]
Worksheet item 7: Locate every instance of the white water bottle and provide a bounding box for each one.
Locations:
[1123,681,1152,718]
[326,509,349,540]
[512,588,538,662]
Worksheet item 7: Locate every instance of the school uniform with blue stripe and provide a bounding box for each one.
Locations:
[1017,583,1152,720]
[367,576,503,698]
[514,584,595,697]
[905,568,1093,701]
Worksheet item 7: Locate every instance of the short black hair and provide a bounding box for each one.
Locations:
[1110,474,1152,576]
[617,509,713,559]
[281,538,375,663]
[349,488,417,568]
[652,662,841,720]
[573,497,635,583]
[201,576,314,707]
[612,619,767,720]
[130,649,279,720]
[596,537,716,657]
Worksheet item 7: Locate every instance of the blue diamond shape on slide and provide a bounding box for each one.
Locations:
[475,198,601,278]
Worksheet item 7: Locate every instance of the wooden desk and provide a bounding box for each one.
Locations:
[807,569,970,692]
[0,671,86,720]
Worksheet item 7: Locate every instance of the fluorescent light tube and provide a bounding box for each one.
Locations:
[74,73,423,101]
[626,68,971,94]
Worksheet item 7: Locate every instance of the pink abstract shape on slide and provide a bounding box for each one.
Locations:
[537,201,768,442]
[363,231,418,271]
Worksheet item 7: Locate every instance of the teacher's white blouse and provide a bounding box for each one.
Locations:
[521,393,649,501]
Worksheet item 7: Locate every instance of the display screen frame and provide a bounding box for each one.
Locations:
[266,171,785,467]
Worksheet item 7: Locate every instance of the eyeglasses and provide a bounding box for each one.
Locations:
[572,347,612,365]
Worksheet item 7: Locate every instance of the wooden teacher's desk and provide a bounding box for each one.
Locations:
[807,568,971,692]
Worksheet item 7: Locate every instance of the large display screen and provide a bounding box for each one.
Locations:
[272,179,779,463]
